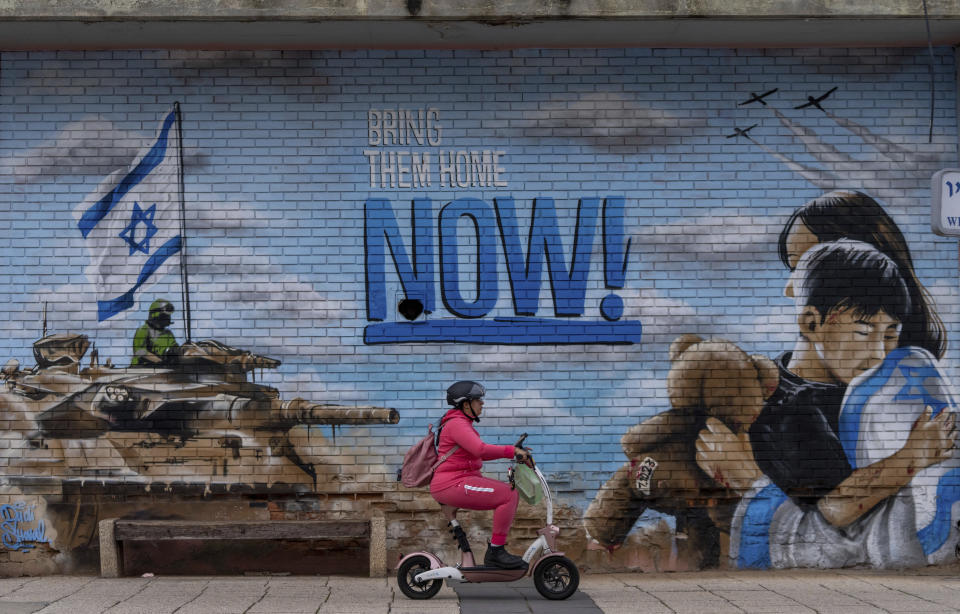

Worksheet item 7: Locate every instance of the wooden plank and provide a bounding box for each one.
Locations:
[114,520,369,541]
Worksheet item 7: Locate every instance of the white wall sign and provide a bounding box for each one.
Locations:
[931,169,960,236]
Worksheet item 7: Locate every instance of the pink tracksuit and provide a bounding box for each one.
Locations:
[430,408,518,545]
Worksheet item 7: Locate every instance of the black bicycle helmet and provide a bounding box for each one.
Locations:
[446,380,485,407]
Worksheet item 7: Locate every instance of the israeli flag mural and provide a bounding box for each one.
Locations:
[73,107,183,321]
[731,347,960,568]
[839,347,960,564]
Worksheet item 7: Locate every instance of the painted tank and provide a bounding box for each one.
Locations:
[0,333,399,489]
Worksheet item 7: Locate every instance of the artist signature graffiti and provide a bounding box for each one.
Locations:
[635,457,658,496]
[1,502,49,552]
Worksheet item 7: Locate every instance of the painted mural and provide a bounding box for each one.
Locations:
[1,331,398,489]
[0,48,958,574]
[584,194,960,569]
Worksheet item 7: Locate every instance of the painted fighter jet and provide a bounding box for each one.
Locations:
[737,88,778,106]
[794,86,838,112]
[726,124,758,139]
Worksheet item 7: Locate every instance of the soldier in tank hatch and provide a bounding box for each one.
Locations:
[131,299,179,366]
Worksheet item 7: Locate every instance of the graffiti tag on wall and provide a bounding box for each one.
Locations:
[1,502,50,552]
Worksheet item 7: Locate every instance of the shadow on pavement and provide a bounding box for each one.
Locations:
[451,578,602,614]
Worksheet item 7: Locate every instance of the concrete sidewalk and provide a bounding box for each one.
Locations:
[1,568,959,614]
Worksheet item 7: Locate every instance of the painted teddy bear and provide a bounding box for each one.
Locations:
[583,334,778,567]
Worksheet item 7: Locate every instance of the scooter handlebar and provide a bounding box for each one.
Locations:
[514,433,534,467]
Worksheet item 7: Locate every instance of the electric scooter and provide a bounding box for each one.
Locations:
[396,434,580,601]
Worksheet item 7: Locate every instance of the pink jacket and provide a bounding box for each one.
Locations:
[430,408,515,492]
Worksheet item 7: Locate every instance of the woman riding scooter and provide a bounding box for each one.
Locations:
[430,381,532,569]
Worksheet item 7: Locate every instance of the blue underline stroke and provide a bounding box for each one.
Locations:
[363,318,642,344]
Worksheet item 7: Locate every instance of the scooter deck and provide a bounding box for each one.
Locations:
[459,565,528,582]
[460,564,528,572]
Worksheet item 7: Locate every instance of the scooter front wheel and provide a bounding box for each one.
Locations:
[533,556,579,600]
[397,555,443,600]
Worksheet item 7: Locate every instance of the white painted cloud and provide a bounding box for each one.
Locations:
[632,213,783,260]
[511,92,708,150]
[0,190,353,371]
[753,107,954,210]
[16,51,326,96]
[7,116,206,185]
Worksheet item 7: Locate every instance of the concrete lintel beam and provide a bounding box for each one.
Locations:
[2,18,960,50]
[2,0,960,21]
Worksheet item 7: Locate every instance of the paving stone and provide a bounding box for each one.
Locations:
[103,581,208,614]
[0,579,32,598]
[649,590,746,614]
[2,578,93,603]
[453,578,602,614]
[713,589,815,613]
[1,570,959,613]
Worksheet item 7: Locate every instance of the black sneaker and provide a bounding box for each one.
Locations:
[484,542,527,569]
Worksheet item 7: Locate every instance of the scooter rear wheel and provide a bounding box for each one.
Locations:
[533,556,579,600]
[397,555,443,600]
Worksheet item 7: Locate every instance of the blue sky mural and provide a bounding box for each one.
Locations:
[0,48,957,498]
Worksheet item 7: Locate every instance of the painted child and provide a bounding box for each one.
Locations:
[699,240,956,568]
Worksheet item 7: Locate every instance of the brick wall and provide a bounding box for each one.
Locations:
[0,48,957,574]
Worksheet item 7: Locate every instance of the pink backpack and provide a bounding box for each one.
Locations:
[398,420,459,488]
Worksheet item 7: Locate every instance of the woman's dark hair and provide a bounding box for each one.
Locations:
[778,190,946,358]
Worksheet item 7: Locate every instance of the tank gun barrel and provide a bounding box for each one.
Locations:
[236,353,281,371]
[277,398,399,426]
[179,340,281,371]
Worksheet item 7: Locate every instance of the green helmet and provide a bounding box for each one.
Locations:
[148,299,175,320]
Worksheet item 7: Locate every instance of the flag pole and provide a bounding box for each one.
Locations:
[174,102,193,343]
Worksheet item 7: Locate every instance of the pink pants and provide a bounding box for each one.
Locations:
[432,475,519,545]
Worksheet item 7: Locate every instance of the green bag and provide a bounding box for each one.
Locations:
[513,463,543,506]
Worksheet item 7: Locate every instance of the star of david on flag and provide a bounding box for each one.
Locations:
[118,202,159,256]
[74,107,183,321]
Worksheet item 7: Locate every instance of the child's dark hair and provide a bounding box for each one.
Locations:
[779,190,945,358]
[793,239,911,325]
